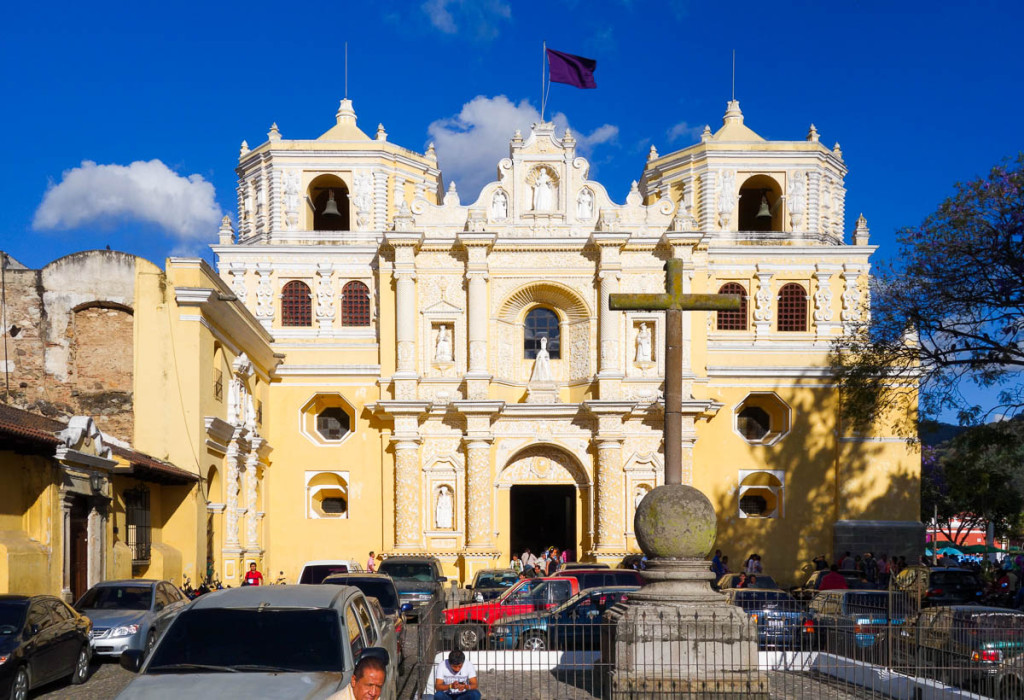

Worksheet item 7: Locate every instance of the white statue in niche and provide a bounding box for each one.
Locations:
[435,486,453,529]
[490,189,508,219]
[635,486,648,510]
[434,325,453,363]
[530,336,553,382]
[576,188,594,219]
[533,170,554,211]
[635,323,653,363]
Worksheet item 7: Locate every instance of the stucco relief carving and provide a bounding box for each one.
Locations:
[716,170,736,229]
[469,341,486,369]
[397,341,415,370]
[842,271,863,330]
[421,438,464,470]
[788,171,806,231]
[499,447,585,486]
[255,268,273,320]
[353,171,374,230]
[568,323,591,381]
[486,251,590,269]
[594,443,624,547]
[813,274,833,322]
[394,444,420,546]
[419,384,463,404]
[465,445,491,544]
[283,170,300,230]
[230,267,248,305]
[315,268,335,325]
[224,446,241,546]
[617,273,666,295]
[245,454,260,546]
[754,275,773,323]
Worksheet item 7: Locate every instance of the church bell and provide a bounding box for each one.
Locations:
[756,193,772,221]
[322,190,341,217]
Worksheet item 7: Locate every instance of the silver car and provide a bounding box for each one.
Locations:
[115,584,396,699]
[75,580,188,658]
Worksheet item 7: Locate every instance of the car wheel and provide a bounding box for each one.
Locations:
[145,630,157,657]
[12,666,29,700]
[998,676,1023,700]
[456,625,482,651]
[70,644,90,684]
[521,631,548,652]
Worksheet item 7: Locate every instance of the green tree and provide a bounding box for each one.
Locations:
[923,421,1024,545]
[833,153,1024,427]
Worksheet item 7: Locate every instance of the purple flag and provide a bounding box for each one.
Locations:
[546,48,597,89]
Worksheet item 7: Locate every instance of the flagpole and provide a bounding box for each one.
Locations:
[541,41,547,122]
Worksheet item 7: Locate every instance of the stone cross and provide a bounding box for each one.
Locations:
[609,259,740,485]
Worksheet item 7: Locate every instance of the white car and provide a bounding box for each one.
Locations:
[116,585,396,699]
[297,560,364,584]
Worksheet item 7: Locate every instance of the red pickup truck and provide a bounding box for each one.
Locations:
[443,577,580,650]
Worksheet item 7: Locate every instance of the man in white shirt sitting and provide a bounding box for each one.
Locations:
[433,649,480,700]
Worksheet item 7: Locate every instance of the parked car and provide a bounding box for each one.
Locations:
[115,584,395,700]
[443,577,581,650]
[553,568,645,590]
[321,573,406,665]
[375,556,446,623]
[894,566,985,607]
[994,651,1024,700]
[297,560,364,584]
[890,605,1024,695]
[0,594,92,700]
[465,569,519,602]
[808,589,916,660]
[791,570,869,602]
[560,562,610,571]
[714,574,781,591]
[489,586,638,651]
[75,579,189,658]
[723,589,814,649]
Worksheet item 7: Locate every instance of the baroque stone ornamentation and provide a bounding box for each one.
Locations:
[813,273,833,322]
[283,170,300,230]
[788,171,806,231]
[716,170,736,229]
[353,171,374,230]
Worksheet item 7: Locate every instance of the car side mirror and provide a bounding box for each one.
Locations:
[28,623,40,637]
[154,602,165,612]
[438,576,448,583]
[465,585,472,590]
[120,649,145,673]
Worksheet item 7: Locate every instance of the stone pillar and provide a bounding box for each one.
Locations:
[594,438,626,552]
[224,440,243,547]
[61,494,73,602]
[464,440,493,548]
[467,274,487,374]
[598,271,621,374]
[753,267,774,340]
[244,449,260,550]
[395,270,416,372]
[592,234,629,399]
[315,263,335,332]
[393,440,421,549]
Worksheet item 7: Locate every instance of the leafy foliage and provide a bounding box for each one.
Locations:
[832,153,1024,427]
[921,420,1024,544]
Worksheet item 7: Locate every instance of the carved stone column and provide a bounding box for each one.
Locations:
[598,270,621,374]
[395,270,416,373]
[458,234,496,400]
[753,267,774,340]
[315,263,335,332]
[591,233,629,399]
[464,440,493,548]
[594,438,625,552]
[244,447,261,551]
[61,494,73,602]
[224,439,243,547]
[393,439,422,549]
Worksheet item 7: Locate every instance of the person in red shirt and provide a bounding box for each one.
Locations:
[819,564,849,591]
[243,562,264,586]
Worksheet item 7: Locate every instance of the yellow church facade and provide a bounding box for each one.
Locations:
[201,98,921,588]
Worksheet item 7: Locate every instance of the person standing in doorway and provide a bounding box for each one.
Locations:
[243,562,264,586]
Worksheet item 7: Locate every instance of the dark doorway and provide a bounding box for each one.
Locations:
[70,499,89,602]
[510,485,576,562]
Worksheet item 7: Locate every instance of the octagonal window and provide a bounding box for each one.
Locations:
[734,393,791,446]
[316,407,350,441]
[738,470,784,519]
[300,394,356,447]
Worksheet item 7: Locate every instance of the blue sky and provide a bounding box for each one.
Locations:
[1,0,1021,415]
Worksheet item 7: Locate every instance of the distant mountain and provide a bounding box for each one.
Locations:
[919,420,969,447]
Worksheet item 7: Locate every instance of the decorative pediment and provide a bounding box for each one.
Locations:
[57,416,111,459]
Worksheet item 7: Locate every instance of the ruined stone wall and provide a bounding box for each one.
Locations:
[0,252,137,441]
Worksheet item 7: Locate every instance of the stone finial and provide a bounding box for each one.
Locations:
[336,98,357,126]
[833,141,844,159]
[853,213,870,245]
[806,124,819,142]
[268,123,281,142]
[723,99,744,126]
[392,200,414,231]
[376,123,388,141]
[648,145,659,161]
[239,140,250,156]
[562,127,576,148]
[635,484,717,559]
[512,129,523,147]
[425,142,437,161]
[218,215,235,244]
[443,181,460,206]
[701,125,712,142]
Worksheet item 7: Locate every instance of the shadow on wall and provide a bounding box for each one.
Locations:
[708,386,922,587]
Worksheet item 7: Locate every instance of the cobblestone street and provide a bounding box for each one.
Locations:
[34,661,132,699]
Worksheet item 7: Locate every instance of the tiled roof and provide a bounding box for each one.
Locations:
[109,444,199,485]
[0,402,62,445]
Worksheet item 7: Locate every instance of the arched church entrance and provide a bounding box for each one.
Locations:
[498,446,590,563]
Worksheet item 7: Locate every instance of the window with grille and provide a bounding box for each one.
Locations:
[282,281,312,326]
[777,283,808,332]
[320,497,347,515]
[524,307,560,359]
[124,487,151,564]
[213,369,223,402]
[316,407,350,441]
[716,282,748,331]
[341,281,371,327]
[737,406,771,441]
[739,494,769,517]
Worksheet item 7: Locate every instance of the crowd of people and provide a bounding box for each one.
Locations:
[509,546,568,579]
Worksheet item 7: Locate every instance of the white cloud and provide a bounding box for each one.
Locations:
[421,0,511,39]
[667,120,702,143]
[427,95,618,202]
[33,160,223,245]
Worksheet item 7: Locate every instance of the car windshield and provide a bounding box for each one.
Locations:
[956,612,1024,645]
[0,602,28,634]
[732,591,799,609]
[76,585,153,611]
[332,581,399,614]
[147,608,343,673]
[378,563,434,581]
[476,573,518,588]
[931,572,981,587]
[299,565,349,584]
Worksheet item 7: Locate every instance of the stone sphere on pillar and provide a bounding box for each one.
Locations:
[634,483,717,559]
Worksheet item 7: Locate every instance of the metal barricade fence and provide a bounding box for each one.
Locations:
[395,594,1024,699]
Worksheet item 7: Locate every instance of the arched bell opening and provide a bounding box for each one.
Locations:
[737,175,783,232]
[309,174,350,231]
